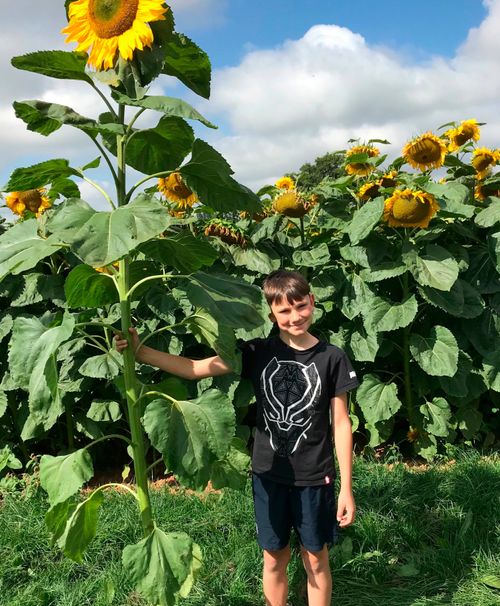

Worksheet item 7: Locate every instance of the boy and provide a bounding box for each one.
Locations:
[115,270,358,606]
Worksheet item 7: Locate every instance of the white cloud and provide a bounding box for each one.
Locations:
[197,0,500,190]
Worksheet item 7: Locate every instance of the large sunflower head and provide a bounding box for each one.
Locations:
[402,132,447,171]
[383,188,439,228]
[273,190,308,218]
[62,0,167,70]
[275,176,295,190]
[345,145,380,176]
[445,119,481,152]
[158,172,198,209]
[5,189,51,218]
[358,181,380,201]
[472,147,500,180]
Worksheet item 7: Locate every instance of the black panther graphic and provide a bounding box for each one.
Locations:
[260,357,321,456]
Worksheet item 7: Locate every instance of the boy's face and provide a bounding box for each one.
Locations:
[269,294,315,336]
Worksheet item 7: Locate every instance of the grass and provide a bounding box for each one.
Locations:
[0,450,499,606]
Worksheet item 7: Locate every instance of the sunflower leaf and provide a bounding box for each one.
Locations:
[356,374,402,426]
[65,265,118,309]
[122,528,202,606]
[162,33,211,99]
[475,198,500,228]
[420,397,453,437]
[345,197,385,245]
[79,351,122,380]
[40,448,94,506]
[210,438,251,491]
[180,140,261,213]
[112,92,216,129]
[363,295,418,333]
[3,159,79,192]
[140,232,218,273]
[402,243,459,291]
[11,50,92,83]
[419,279,484,319]
[293,243,331,267]
[410,326,459,377]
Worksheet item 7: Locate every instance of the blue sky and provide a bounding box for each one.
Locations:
[1,0,498,208]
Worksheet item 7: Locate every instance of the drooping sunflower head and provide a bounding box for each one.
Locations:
[273,190,308,218]
[471,147,500,180]
[204,219,247,248]
[62,0,167,70]
[275,176,295,190]
[345,145,380,176]
[5,189,51,218]
[383,188,439,228]
[158,172,198,209]
[402,132,447,171]
[358,181,380,201]
[445,119,481,152]
[474,181,500,202]
[379,171,398,188]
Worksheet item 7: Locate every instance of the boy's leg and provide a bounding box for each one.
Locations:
[263,545,291,606]
[300,545,332,606]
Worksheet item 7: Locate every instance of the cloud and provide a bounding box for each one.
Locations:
[197,0,500,190]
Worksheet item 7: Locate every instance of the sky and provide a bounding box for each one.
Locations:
[0,0,497,210]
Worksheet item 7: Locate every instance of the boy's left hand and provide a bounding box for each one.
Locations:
[337,488,356,527]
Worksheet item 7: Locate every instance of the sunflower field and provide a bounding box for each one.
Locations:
[0,1,499,605]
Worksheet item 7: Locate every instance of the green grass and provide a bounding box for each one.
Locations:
[0,451,499,606]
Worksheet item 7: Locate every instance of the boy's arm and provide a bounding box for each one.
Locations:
[331,393,356,527]
[116,328,232,380]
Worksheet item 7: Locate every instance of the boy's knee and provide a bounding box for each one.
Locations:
[263,546,291,574]
[301,546,330,577]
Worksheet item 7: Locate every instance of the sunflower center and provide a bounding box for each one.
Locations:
[18,189,43,212]
[89,0,139,38]
[392,196,430,223]
[410,140,442,164]
[473,154,493,173]
[169,173,193,198]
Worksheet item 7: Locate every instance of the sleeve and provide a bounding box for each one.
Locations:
[238,338,259,379]
[329,349,360,398]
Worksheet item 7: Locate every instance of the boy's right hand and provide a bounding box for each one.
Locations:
[114,327,140,354]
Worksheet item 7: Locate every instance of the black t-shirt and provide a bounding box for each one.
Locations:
[240,335,359,486]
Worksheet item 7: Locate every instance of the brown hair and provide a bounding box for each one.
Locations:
[262,270,310,305]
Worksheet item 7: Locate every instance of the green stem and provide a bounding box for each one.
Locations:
[402,270,415,426]
[92,482,139,501]
[84,434,132,450]
[91,137,119,187]
[299,217,305,245]
[118,259,154,536]
[77,173,116,209]
[126,273,179,299]
[90,81,118,120]
[145,458,164,476]
[125,169,174,204]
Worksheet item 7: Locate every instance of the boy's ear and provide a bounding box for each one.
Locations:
[268,312,276,323]
[309,294,315,305]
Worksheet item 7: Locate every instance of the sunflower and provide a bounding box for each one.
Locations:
[358,181,380,201]
[402,132,447,171]
[445,119,480,152]
[474,181,500,202]
[345,145,380,176]
[273,190,308,218]
[158,172,198,209]
[5,189,51,218]
[379,171,398,188]
[62,0,167,70]
[383,189,439,228]
[407,427,419,443]
[275,176,295,190]
[471,147,500,180]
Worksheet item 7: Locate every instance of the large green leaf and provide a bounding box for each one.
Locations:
[57,490,104,562]
[121,116,194,175]
[345,197,385,245]
[112,92,216,129]
[162,33,211,99]
[45,499,78,545]
[143,389,234,490]
[210,438,251,491]
[438,351,472,397]
[292,243,331,268]
[9,311,75,433]
[229,247,281,274]
[47,195,172,266]
[180,140,260,213]
[340,273,374,320]
[423,182,474,217]
[420,397,452,437]
[363,295,418,333]
[350,327,380,362]
[140,232,218,273]
[409,326,459,377]
[40,448,94,505]
[122,528,202,606]
[0,220,63,281]
[184,308,240,373]
[11,273,64,308]
[3,159,78,191]
[87,400,122,423]
[14,101,125,139]
[356,374,402,426]
[419,279,484,319]
[475,197,500,228]
[177,272,264,330]
[403,244,459,291]
[11,51,92,83]
[65,265,118,308]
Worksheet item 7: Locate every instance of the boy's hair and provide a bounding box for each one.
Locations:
[263,270,311,305]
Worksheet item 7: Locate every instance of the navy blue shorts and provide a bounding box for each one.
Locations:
[252,473,340,553]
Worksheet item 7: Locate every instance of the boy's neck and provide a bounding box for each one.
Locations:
[278,330,318,350]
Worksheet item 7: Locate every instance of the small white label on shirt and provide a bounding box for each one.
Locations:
[349,371,357,378]
[325,475,331,484]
